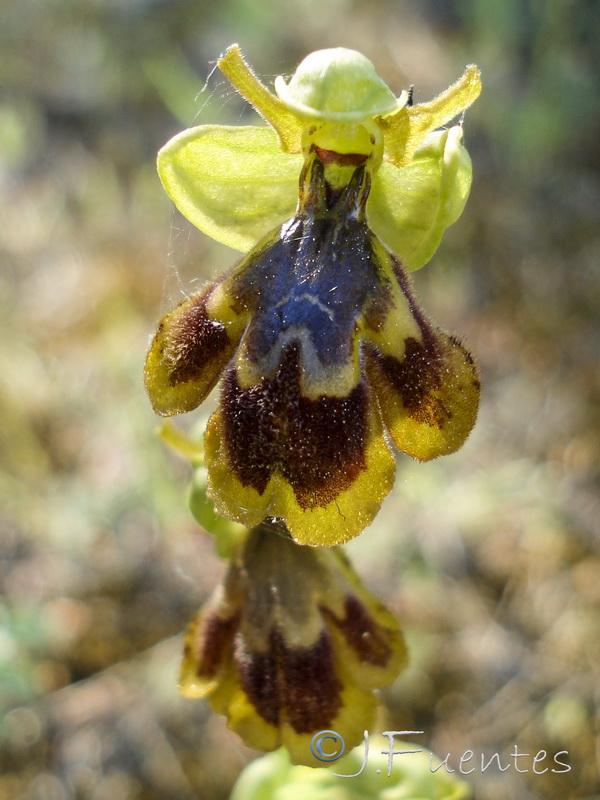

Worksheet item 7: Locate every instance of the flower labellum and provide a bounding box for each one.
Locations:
[179,519,407,767]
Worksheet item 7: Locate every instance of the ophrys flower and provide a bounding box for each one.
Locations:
[145,149,479,545]
[179,519,407,766]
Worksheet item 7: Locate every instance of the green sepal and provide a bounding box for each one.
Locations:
[377,64,481,168]
[368,126,472,270]
[274,47,404,121]
[157,125,302,252]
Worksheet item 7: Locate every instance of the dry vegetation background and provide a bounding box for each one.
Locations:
[1,1,599,798]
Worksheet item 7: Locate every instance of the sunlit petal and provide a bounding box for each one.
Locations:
[158,125,302,251]
[377,64,482,167]
[144,271,249,415]
[368,127,472,270]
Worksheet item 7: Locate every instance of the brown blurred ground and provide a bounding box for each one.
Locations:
[1,1,598,798]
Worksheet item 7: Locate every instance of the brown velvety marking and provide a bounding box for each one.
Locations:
[165,291,230,386]
[221,343,368,508]
[366,250,465,428]
[234,628,342,733]
[376,337,451,428]
[191,611,240,679]
[322,596,392,667]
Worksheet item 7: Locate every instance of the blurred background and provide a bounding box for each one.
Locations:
[1,0,598,798]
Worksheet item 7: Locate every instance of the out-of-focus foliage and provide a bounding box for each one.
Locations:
[230,740,472,800]
[0,1,598,799]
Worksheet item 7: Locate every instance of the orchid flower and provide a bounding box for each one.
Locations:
[180,519,406,766]
[145,47,481,545]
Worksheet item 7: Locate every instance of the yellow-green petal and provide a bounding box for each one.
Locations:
[157,125,302,252]
[377,64,482,168]
[218,44,303,153]
[368,126,472,270]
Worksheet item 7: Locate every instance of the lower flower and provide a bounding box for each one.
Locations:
[179,518,407,767]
